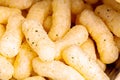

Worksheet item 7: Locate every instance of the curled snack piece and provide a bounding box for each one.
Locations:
[0,6,21,24]
[48,0,71,41]
[71,0,85,15]
[78,9,119,64]
[80,38,106,71]
[27,0,52,24]
[22,19,56,62]
[95,5,120,37]
[62,45,110,80]
[0,55,14,80]
[0,0,33,10]
[13,41,37,80]
[32,57,85,80]
[103,0,120,13]
[0,14,24,58]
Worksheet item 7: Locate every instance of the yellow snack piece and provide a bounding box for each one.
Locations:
[13,41,37,79]
[0,55,14,80]
[0,14,24,58]
[62,45,110,80]
[22,19,56,62]
[32,57,85,80]
[0,6,21,24]
[48,0,71,41]
[71,0,85,15]
[77,9,119,64]
[103,0,120,13]
[0,0,33,9]
[80,38,106,71]
[27,0,52,24]
[95,5,120,37]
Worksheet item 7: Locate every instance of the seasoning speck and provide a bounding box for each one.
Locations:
[72,57,74,59]
[97,12,100,14]
[27,38,29,41]
[107,9,110,12]
[56,34,58,36]
[32,42,34,44]
[35,30,38,32]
